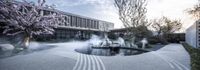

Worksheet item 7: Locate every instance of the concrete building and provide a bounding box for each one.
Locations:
[36,8,114,40]
[186,20,200,48]
[0,1,114,41]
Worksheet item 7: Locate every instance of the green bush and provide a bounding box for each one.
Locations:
[182,43,200,70]
[108,33,118,40]
[135,42,152,49]
[148,37,160,44]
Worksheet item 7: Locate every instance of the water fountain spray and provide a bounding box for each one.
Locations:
[141,38,148,49]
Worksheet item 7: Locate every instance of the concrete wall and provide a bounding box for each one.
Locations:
[186,20,198,48]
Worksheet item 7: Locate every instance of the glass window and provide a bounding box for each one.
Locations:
[72,16,76,27]
[77,17,80,27]
[90,20,93,28]
[87,19,90,28]
[84,19,87,28]
[65,15,71,26]
[76,17,78,27]
[97,21,99,29]
[94,21,96,29]
[70,16,72,26]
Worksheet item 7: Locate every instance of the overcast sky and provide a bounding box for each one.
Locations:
[25,0,198,31]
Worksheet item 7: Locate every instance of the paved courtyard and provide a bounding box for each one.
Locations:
[0,42,190,70]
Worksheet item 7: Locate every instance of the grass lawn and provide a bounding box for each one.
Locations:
[182,43,200,70]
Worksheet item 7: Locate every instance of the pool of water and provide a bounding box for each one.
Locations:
[75,47,148,56]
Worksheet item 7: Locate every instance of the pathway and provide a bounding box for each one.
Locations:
[0,43,190,70]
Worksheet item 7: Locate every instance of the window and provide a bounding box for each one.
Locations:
[97,21,99,29]
[77,17,81,27]
[83,19,87,28]
[72,16,77,27]
[58,15,65,26]
[65,16,68,26]
[70,16,73,26]
[75,17,79,27]
[93,21,95,29]
[86,19,90,28]
[94,21,97,29]
[81,18,85,28]
[68,16,70,26]
[85,19,87,28]
[91,20,93,28]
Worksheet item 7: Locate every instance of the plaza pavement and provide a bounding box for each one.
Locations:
[0,43,190,70]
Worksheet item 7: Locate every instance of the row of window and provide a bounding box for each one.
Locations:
[55,29,91,39]
[69,15,99,29]
[19,5,112,30]
[41,10,100,29]
[198,23,200,46]
[19,5,114,30]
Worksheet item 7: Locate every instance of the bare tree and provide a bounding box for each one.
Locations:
[114,0,151,40]
[151,17,166,36]
[187,0,200,19]
[0,0,64,49]
[151,16,182,43]
[114,0,148,28]
[152,16,182,35]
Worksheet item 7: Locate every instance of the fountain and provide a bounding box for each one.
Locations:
[141,38,148,49]
[75,34,150,56]
[100,34,112,47]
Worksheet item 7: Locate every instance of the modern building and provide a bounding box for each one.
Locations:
[0,1,114,41]
[36,8,114,41]
[186,20,200,48]
[10,1,114,41]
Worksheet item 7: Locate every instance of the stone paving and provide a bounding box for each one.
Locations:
[0,43,190,70]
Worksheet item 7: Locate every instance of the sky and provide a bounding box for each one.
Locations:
[25,0,198,32]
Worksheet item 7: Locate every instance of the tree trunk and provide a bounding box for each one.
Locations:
[159,35,168,44]
[22,36,30,49]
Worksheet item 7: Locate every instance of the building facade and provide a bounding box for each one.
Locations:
[0,1,114,41]
[186,20,200,48]
[36,8,114,41]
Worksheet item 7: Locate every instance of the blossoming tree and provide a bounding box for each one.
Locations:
[0,0,64,49]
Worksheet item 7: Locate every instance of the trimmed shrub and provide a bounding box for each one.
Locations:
[182,43,200,70]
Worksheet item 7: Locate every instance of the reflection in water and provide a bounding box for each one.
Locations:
[75,34,148,56]
[75,47,145,56]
